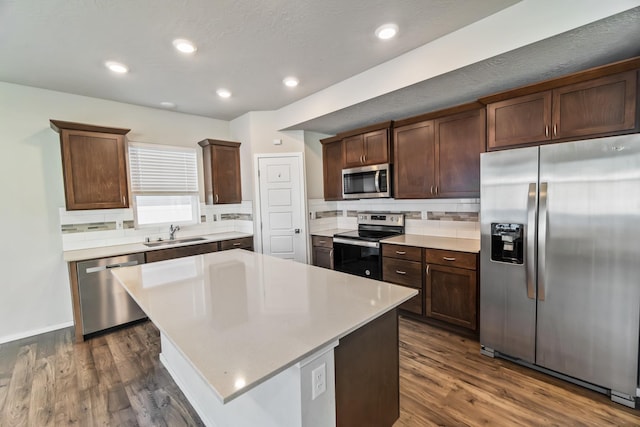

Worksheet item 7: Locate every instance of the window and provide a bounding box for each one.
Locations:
[128,142,199,227]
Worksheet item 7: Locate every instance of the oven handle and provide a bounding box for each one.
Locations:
[333,237,380,249]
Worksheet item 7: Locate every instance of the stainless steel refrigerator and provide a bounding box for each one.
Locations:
[480,133,640,408]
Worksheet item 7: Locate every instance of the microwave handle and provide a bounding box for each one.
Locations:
[374,170,380,193]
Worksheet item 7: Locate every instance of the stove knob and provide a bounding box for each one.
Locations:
[365,269,371,276]
[390,216,395,222]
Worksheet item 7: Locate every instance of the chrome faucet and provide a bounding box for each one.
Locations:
[169,224,180,240]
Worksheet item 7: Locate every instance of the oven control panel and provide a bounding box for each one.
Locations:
[357,212,404,227]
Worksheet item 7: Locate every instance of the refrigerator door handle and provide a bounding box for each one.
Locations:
[537,182,548,301]
[526,182,537,299]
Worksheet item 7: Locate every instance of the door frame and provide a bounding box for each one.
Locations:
[253,152,309,263]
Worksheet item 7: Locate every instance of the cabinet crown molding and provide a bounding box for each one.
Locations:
[50,119,130,135]
[197,138,241,148]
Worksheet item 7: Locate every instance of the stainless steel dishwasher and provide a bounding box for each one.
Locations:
[77,253,146,336]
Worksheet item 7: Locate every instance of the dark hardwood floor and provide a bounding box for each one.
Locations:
[0,317,638,426]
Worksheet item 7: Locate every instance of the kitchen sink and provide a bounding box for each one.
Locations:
[144,237,207,247]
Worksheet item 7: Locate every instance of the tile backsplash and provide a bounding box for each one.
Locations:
[308,198,480,240]
[59,201,254,250]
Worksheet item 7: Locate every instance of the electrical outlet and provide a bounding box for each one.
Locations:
[311,363,326,400]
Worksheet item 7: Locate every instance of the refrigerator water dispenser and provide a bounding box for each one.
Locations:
[490,223,523,264]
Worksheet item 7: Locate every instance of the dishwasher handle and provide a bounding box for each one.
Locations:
[85,260,140,274]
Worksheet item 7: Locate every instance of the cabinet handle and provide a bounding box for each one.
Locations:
[430,186,434,195]
[426,265,430,275]
[123,195,126,205]
[553,124,557,136]
[215,194,219,203]
[363,154,366,163]
[318,240,326,244]
[233,242,242,246]
[443,256,456,261]
[395,270,407,275]
[545,125,549,138]
[435,186,438,195]
[395,250,406,255]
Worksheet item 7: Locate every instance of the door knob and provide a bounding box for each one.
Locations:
[294,228,300,234]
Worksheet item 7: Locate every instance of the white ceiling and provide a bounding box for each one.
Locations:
[0,0,519,121]
[1,1,639,135]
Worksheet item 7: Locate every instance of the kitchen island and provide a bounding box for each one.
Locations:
[111,249,417,427]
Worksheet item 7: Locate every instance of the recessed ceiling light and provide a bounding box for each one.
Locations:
[172,38,197,54]
[160,101,176,108]
[216,89,231,98]
[375,23,398,40]
[105,61,129,74]
[283,77,299,88]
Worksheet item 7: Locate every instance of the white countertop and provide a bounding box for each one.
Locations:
[382,234,480,253]
[111,250,416,403]
[63,232,253,262]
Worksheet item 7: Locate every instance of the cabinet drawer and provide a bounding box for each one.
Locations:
[425,249,476,270]
[220,237,254,251]
[312,235,333,249]
[382,244,422,261]
[382,258,422,289]
[146,242,219,263]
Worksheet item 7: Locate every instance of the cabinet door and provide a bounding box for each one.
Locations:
[312,246,333,269]
[61,130,129,210]
[393,121,435,199]
[362,129,389,165]
[435,109,485,198]
[343,134,365,168]
[426,264,477,331]
[553,70,637,140]
[211,144,242,204]
[487,91,552,150]
[322,140,344,200]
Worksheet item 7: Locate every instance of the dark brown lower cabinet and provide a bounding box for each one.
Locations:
[426,264,477,331]
[382,257,423,315]
[219,236,254,251]
[335,309,399,427]
[311,235,333,269]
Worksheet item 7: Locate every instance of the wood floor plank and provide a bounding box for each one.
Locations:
[53,328,81,426]
[1,343,35,427]
[27,356,55,426]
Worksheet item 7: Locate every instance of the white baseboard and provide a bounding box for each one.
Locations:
[0,321,74,345]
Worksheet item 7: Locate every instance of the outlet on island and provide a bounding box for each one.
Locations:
[311,363,326,400]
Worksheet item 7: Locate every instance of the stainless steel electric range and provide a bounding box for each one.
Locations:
[333,212,404,280]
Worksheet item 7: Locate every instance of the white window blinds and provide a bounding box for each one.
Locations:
[128,142,198,194]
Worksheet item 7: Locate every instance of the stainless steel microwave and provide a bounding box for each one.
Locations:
[342,163,391,199]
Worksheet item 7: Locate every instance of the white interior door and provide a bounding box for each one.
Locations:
[256,154,307,263]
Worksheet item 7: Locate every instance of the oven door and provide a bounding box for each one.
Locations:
[333,238,381,280]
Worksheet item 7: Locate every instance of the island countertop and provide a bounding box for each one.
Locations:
[111,249,416,404]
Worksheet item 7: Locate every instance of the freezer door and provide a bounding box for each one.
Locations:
[480,146,539,363]
[536,134,640,397]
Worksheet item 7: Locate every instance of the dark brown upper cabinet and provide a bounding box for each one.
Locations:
[50,120,130,210]
[340,121,392,168]
[393,104,485,199]
[320,135,344,201]
[482,63,639,150]
[198,139,242,204]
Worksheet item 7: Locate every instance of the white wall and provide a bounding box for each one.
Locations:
[230,111,307,201]
[303,131,329,200]
[0,82,230,343]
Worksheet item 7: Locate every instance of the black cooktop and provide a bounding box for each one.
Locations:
[334,229,401,242]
